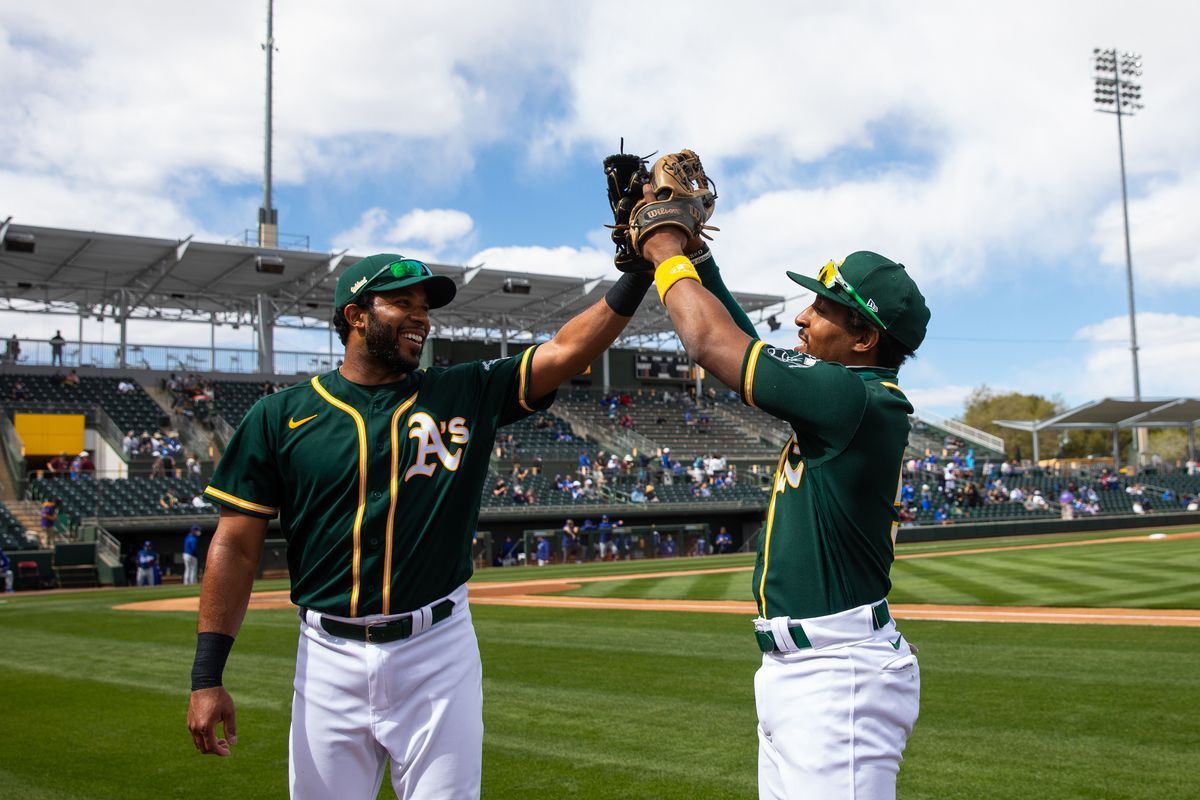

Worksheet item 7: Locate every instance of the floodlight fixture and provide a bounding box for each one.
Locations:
[1093,46,1146,461]
[502,278,532,295]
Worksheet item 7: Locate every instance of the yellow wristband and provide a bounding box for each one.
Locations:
[654,255,700,303]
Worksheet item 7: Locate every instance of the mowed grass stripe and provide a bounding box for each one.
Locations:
[542,536,1200,610]
[2,591,1198,798]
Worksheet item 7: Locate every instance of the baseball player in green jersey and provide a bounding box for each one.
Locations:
[186,254,655,799]
[638,215,929,799]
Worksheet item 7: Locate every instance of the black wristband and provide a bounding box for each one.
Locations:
[686,244,713,266]
[604,272,653,317]
[191,632,235,691]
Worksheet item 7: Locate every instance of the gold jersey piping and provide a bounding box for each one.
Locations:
[309,375,369,617]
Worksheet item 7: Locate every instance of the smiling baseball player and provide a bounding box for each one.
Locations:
[617,154,928,799]
[186,254,655,799]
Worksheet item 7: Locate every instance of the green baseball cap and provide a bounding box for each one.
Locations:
[334,254,457,310]
[787,251,930,352]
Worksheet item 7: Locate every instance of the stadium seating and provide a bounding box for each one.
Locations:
[0,501,40,551]
[556,389,780,461]
[29,476,213,520]
[0,374,165,434]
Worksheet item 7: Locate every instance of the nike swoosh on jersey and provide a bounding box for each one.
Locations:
[288,413,319,429]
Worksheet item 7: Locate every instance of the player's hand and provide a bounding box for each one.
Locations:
[188,686,238,756]
[639,186,689,266]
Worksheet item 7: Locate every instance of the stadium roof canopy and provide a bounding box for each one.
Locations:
[994,397,1200,468]
[0,221,784,350]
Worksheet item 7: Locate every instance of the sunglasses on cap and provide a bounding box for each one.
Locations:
[366,258,433,285]
[817,259,887,331]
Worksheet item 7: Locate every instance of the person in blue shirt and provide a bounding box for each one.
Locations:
[597,515,613,560]
[182,525,202,585]
[135,541,158,586]
[535,535,550,566]
[0,547,13,592]
[714,527,733,554]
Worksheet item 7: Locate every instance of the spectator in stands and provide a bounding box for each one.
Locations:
[160,488,180,510]
[190,493,213,512]
[644,483,659,503]
[40,499,59,537]
[62,369,81,388]
[630,485,646,503]
[122,430,138,456]
[9,378,28,401]
[46,451,70,477]
[182,525,202,585]
[5,334,19,364]
[150,455,167,479]
[491,478,508,497]
[135,541,159,586]
[186,456,203,485]
[117,379,136,394]
[660,447,671,470]
[70,451,95,479]
[618,412,634,430]
[49,330,66,366]
[578,451,592,476]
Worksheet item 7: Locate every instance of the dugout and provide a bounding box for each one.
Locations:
[517,522,710,565]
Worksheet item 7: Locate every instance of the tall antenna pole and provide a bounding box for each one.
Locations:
[258,0,278,248]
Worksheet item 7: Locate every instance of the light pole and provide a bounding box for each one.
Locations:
[1093,47,1145,465]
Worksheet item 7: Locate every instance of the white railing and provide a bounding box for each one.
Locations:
[914,412,1005,454]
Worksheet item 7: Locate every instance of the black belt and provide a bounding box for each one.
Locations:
[755,601,891,654]
[313,599,455,644]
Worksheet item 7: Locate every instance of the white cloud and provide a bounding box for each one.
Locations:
[1091,174,1200,289]
[466,245,611,278]
[331,207,475,259]
[1073,312,1200,398]
[388,209,473,249]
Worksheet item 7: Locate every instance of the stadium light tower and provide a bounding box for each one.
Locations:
[258,0,278,248]
[1094,47,1145,466]
[1093,48,1143,399]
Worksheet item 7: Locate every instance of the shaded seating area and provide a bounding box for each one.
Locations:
[0,373,166,434]
[29,476,213,520]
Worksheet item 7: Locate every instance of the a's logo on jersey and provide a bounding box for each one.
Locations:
[480,358,503,372]
[775,442,805,491]
[404,412,470,481]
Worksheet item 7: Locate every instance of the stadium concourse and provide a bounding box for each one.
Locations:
[2,222,1200,589]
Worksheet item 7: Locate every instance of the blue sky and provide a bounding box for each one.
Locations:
[3,1,1199,419]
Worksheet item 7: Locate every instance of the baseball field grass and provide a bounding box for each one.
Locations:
[1,524,1198,799]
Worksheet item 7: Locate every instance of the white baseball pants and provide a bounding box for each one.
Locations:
[289,585,482,800]
[182,553,198,584]
[755,603,920,800]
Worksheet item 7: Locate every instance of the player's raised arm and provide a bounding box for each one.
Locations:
[528,148,741,400]
[186,509,268,757]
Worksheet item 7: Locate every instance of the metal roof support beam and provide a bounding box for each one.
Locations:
[256,293,274,374]
[1112,428,1121,473]
[46,237,95,282]
[271,250,347,319]
[125,237,193,311]
[118,288,129,370]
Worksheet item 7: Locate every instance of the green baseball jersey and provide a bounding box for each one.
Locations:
[204,346,550,617]
[740,340,912,620]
